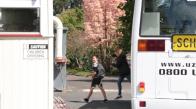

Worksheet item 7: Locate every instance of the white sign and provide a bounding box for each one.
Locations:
[24,44,48,59]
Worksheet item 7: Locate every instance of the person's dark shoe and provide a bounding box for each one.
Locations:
[84,98,89,103]
[54,88,63,92]
[115,95,122,99]
[103,99,108,103]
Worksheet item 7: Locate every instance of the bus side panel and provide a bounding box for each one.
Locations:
[131,0,142,98]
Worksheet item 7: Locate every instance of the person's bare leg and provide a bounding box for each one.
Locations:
[87,87,94,99]
[84,87,94,102]
[98,85,107,100]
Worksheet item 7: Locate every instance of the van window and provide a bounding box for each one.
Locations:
[0,8,40,32]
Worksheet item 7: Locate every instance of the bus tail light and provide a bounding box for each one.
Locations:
[139,101,146,107]
[138,39,165,51]
[139,82,145,93]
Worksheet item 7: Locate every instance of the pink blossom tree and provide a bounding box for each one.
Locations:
[83,0,125,46]
[83,0,126,72]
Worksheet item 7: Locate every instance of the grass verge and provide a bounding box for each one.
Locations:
[67,68,90,77]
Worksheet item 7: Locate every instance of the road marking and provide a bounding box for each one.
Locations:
[63,89,131,93]
[82,89,129,93]
[64,89,72,92]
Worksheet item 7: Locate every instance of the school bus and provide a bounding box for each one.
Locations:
[131,0,196,109]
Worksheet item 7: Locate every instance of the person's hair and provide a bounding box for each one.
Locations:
[92,55,98,58]
[92,55,100,62]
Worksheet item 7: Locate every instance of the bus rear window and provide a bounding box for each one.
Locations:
[0,8,40,32]
[140,0,196,36]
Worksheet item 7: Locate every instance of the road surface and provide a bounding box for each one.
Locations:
[54,75,131,109]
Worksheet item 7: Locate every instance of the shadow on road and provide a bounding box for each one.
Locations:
[79,100,131,109]
[69,100,87,103]
[68,79,130,83]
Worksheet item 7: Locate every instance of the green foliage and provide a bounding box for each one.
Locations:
[57,7,87,71]
[54,0,70,15]
[67,47,94,71]
[69,0,83,8]
[53,0,83,15]
[118,0,134,53]
[58,8,84,31]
